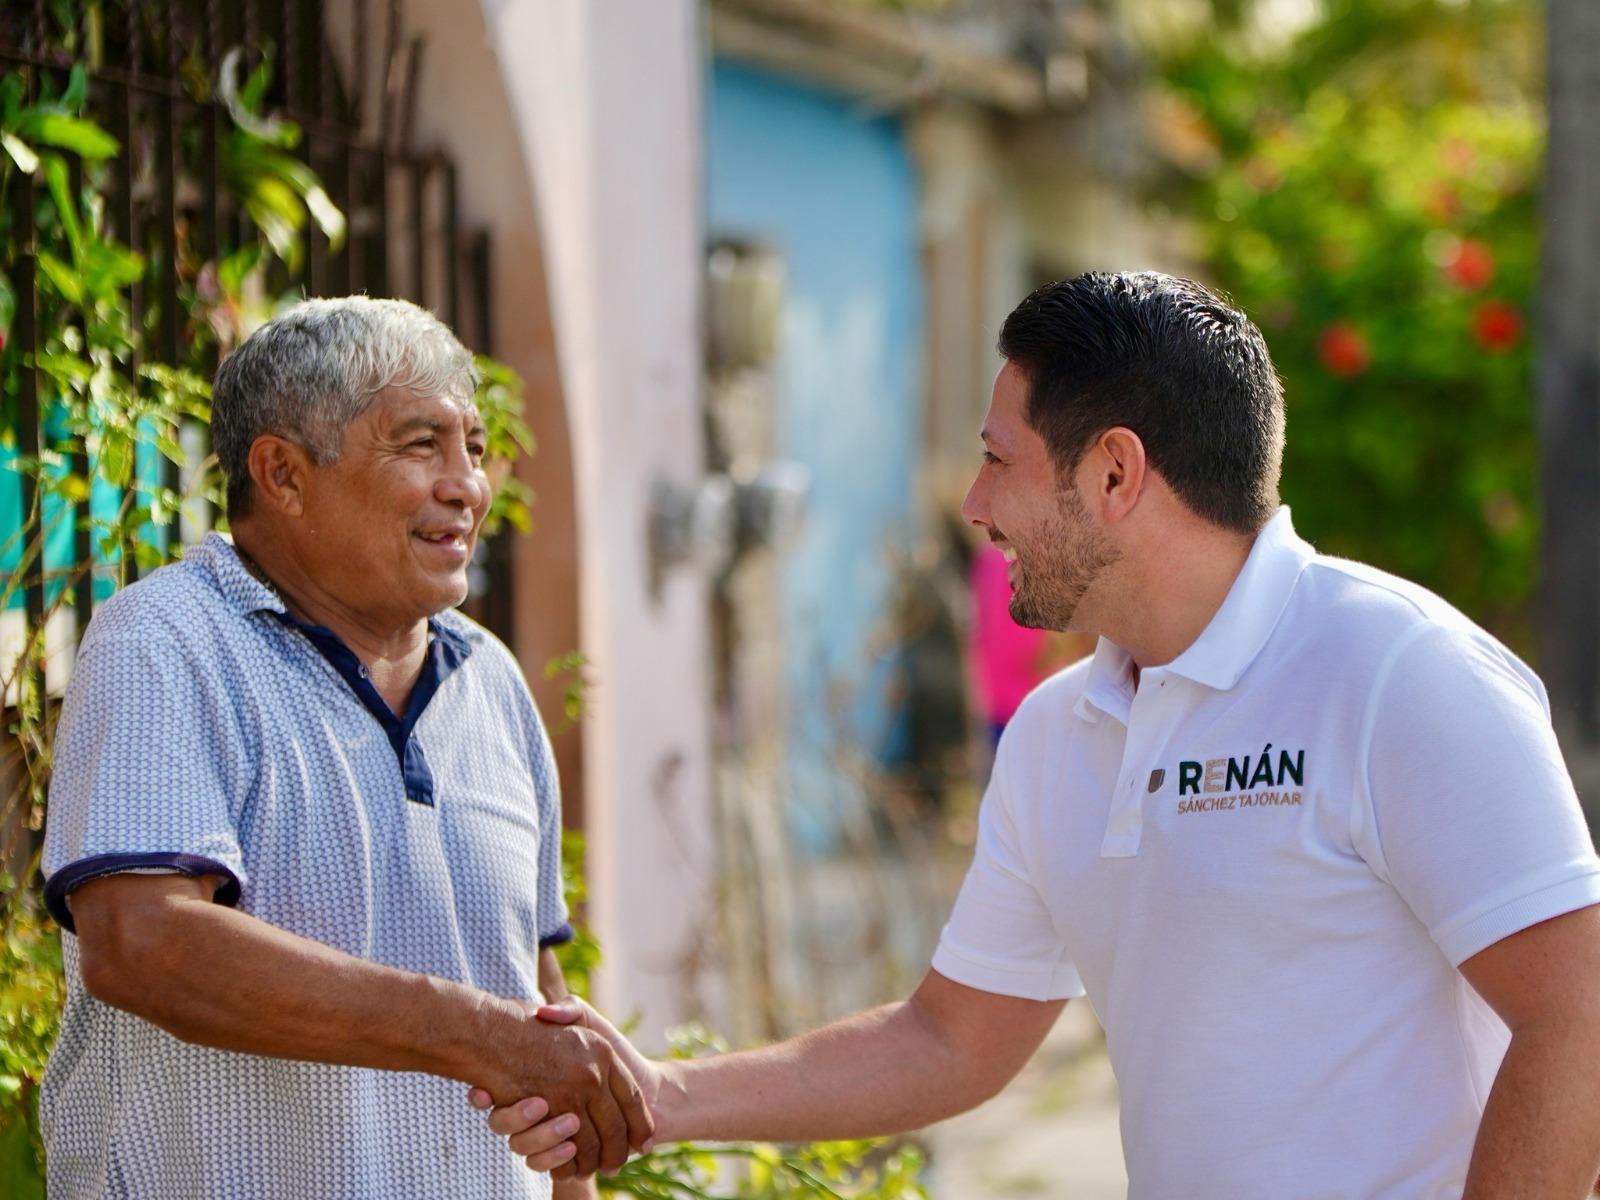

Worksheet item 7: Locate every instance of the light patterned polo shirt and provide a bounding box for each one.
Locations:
[41,533,569,1199]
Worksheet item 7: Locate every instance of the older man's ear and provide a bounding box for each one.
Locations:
[245,434,312,517]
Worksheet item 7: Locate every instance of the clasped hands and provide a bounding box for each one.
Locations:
[468,997,671,1180]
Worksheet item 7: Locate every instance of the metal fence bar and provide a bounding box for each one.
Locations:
[353,0,369,130]
[471,228,492,353]
[333,138,354,294]
[14,64,44,641]
[284,0,302,118]
[1,0,508,638]
[442,157,459,328]
[68,150,94,625]
[151,63,180,570]
[372,145,390,294]
[410,157,428,307]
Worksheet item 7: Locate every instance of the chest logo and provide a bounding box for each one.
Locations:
[1171,744,1306,814]
[1147,769,1166,793]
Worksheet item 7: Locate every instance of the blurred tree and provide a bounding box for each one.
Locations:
[1538,0,1600,808]
[1136,0,1542,647]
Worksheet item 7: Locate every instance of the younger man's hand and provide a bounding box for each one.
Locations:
[470,997,665,1179]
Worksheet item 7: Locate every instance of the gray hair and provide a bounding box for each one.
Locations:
[211,296,479,516]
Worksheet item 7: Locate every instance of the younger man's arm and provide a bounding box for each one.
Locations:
[479,968,1066,1176]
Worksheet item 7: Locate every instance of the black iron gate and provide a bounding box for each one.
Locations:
[0,0,505,638]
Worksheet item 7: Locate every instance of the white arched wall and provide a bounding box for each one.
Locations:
[476,0,716,1040]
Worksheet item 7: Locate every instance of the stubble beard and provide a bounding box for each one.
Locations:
[1007,487,1120,632]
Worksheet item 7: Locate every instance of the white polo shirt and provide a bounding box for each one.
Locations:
[932,507,1600,1200]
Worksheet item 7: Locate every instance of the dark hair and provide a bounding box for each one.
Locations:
[997,271,1284,534]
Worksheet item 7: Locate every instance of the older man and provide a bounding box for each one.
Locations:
[40,297,650,1199]
[493,273,1600,1199]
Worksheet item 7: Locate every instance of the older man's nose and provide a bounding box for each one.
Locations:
[436,455,490,511]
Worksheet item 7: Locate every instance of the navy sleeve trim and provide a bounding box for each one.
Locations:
[538,922,576,950]
[46,853,243,934]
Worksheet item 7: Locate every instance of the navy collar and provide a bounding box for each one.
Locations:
[199,533,474,805]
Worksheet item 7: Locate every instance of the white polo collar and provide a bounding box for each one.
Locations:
[1074,507,1313,723]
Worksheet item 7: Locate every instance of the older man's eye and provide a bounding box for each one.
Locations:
[410,437,436,450]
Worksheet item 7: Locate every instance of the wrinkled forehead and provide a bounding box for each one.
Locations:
[362,385,484,433]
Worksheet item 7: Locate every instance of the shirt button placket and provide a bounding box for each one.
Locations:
[1100,670,1167,858]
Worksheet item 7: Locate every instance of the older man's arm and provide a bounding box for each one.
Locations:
[1459,904,1600,1199]
[69,872,652,1176]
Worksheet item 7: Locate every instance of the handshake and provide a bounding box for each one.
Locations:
[464,995,671,1180]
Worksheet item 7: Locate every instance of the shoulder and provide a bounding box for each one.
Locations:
[431,608,548,722]
[77,552,233,662]
[432,608,522,679]
[1295,553,1545,716]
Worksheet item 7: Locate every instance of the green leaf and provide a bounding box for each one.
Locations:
[302,184,347,246]
[98,436,130,486]
[61,64,88,113]
[0,1084,46,1199]
[13,111,117,159]
[218,47,300,148]
[218,243,264,297]
[41,154,83,258]
[81,241,145,296]
[153,433,185,466]
[34,250,83,306]
[0,74,23,126]
[240,55,275,117]
[0,132,38,174]
[223,137,347,255]
[34,352,93,386]
[54,474,91,504]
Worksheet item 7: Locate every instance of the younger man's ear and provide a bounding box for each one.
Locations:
[1093,426,1149,523]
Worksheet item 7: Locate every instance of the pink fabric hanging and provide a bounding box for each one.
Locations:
[970,543,1049,725]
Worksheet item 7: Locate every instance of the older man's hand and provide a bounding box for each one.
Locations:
[468,1002,654,1177]
[471,997,668,1180]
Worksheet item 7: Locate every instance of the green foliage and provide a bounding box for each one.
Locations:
[1143,0,1542,645]
[553,830,603,1000]
[0,46,540,1187]
[604,1141,927,1199]
[0,900,59,1200]
[0,58,210,605]
[476,354,537,536]
[543,650,593,732]
[217,49,346,268]
[556,836,926,1199]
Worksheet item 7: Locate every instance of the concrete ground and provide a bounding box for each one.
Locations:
[923,1002,1127,1199]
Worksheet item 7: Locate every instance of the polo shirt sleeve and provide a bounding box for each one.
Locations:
[932,743,1084,1001]
[1359,621,1600,967]
[42,633,252,934]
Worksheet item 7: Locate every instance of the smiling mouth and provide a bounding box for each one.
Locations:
[414,529,471,552]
